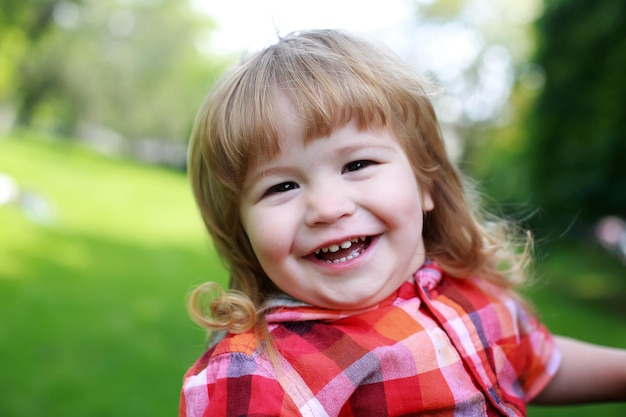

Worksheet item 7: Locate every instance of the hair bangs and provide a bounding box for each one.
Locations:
[202,65,286,191]
[273,47,392,141]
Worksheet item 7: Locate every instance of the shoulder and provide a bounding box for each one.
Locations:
[427,273,556,365]
[433,274,561,403]
[183,331,268,381]
[435,273,527,323]
[416,262,517,315]
[180,332,289,417]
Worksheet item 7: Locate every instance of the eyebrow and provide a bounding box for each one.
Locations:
[241,165,296,197]
[309,141,396,154]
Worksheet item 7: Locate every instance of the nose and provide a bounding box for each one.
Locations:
[304,184,356,226]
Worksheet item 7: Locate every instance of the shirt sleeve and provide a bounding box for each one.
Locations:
[478,281,561,404]
[180,348,293,417]
[425,275,562,411]
[503,299,562,401]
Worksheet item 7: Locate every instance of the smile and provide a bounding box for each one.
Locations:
[314,236,371,263]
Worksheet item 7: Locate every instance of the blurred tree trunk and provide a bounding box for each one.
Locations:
[15,74,56,128]
[5,2,61,129]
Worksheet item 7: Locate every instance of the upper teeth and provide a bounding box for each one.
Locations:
[315,236,366,254]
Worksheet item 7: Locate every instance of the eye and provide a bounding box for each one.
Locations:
[264,181,299,196]
[342,160,374,173]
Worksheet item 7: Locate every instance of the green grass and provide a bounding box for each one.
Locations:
[526,240,626,416]
[1,132,624,416]
[0,132,228,417]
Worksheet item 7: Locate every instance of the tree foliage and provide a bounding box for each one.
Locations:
[525,0,626,235]
[0,0,231,142]
[0,0,80,127]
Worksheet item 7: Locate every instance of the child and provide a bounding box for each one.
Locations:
[180,29,626,416]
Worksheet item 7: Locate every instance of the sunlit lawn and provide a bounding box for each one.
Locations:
[0,132,227,417]
[1,133,624,416]
[526,240,626,416]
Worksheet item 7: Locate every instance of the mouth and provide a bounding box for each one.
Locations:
[313,236,372,264]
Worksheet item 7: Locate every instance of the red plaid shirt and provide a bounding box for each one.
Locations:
[180,262,560,416]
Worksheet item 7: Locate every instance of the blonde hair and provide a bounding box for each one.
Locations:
[187,29,530,337]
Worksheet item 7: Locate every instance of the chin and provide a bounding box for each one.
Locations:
[323,293,384,310]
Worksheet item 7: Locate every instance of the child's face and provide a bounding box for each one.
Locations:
[240,117,434,310]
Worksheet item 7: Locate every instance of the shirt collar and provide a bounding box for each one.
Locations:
[263,260,443,324]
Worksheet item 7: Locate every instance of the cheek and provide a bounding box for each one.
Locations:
[378,176,425,223]
[393,200,425,232]
[242,209,290,266]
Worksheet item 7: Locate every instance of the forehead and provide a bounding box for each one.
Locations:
[253,91,390,154]
[246,113,403,175]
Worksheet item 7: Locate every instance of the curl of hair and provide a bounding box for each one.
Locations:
[188,282,257,334]
[187,29,533,336]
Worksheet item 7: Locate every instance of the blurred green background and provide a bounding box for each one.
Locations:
[1,0,624,416]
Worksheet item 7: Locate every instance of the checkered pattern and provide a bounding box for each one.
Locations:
[180,261,560,416]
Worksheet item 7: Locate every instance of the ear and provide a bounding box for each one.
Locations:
[422,189,434,212]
